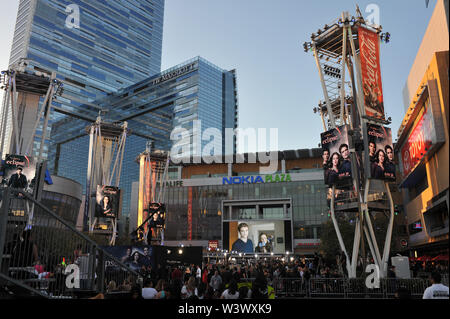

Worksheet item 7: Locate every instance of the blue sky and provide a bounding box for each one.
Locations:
[0,0,436,153]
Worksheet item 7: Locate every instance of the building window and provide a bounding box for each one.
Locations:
[408,172,428,201]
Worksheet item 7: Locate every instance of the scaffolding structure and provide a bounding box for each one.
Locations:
[304,7,394,278]
[133,142,170,245]
[85,117,129,246]
[0,59,63,160]
[0,60,63,230]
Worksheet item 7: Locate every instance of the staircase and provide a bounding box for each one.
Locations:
[0,187,142,299]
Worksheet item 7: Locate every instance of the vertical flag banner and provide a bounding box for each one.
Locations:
[359,27,385,120]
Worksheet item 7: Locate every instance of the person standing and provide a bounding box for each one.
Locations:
[209,270,222,292]
[8,167,28,191]
[423,272,449,299]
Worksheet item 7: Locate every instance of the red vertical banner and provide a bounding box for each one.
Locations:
[358,27,385,120]
[188,186,193,240]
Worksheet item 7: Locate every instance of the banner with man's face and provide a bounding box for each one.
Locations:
[2,154,37,191]
[320,125,352,186]
[367,124,395,181]
[95,185,121,218]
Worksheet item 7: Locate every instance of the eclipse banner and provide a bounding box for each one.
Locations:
[2,154,37,191]
[367,123,395,181]
[359,26,385,120]
[320,125,352,186]
[95,185,121,218]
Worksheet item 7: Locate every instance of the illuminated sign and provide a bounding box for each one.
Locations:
[151,63,196,85]
[400,106,433,178]
[222,174,292,185]
[208,240,219,251]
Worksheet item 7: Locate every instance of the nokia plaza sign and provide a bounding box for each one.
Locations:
[223,174,292,185]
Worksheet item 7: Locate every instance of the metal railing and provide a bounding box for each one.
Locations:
[0,187,142,299]
[272,277,430,299]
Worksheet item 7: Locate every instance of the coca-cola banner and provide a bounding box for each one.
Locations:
[320,125,352,186]
[359,27,385,120]
[367,124,395,181]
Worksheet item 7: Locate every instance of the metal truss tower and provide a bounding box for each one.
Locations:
[134,142,170,245]
[85,117,129,246]
[304,7,394,278]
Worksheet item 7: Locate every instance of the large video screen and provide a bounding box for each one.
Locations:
[1,154,37,192]
[223,220,292,254]
[95,185,121,218]
[321,125,352,186]
[367,124,395,181]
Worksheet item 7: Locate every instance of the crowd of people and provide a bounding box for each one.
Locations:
[91,251,449,300]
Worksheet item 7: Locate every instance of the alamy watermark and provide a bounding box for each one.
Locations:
[65,264,80,289]
[65,4,80,29]
[170,121,279,174]
[365,264,380,289]
[365,4,380,27]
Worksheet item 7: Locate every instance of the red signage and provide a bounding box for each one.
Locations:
[188,187,192,241]
[208,240,219,251]
[359,27,385,120]
[400,106,433,178]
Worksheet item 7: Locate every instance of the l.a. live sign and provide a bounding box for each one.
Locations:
[400,106,433,178]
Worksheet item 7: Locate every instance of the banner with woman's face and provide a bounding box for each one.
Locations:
[367,124,395,181]
[95,185,121,218]
[320,125,352,187]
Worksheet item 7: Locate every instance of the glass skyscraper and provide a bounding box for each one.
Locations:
[6,0,164,159]
[53,56,238,219]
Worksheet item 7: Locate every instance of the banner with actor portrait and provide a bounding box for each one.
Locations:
[95,185,121,218]
[2,154,37,191]
[321,125,353,187]
[367,124,395,181]
[102,245,155,272]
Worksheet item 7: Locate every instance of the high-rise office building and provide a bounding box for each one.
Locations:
[3,0,165,159]
[53,56,238,219]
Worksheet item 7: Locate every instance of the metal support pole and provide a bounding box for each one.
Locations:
[312,42,336,128]
[10,74,21,153]
[115,126,127,187]
[0,89,8,157]
[350,217,361,278]
[363,223,380,267]
[85,125,95,232]
[381,182,395,277]
[0,188,11,272]
[340,13,348,124]
[24,83,53,155]
[37,77,55,162]
[346,23,366,119]
[330,185,352,276]
[0,83,12,158]
[363,179,383,274]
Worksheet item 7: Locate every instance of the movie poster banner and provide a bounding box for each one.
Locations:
[95,185,121,218]
[102,245,155,272]
[2,154,37,191]
[367,124,395,181]
[359,26,385,120]
[321,125,352,186]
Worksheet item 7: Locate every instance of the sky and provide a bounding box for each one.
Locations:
[0,0,436,153]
